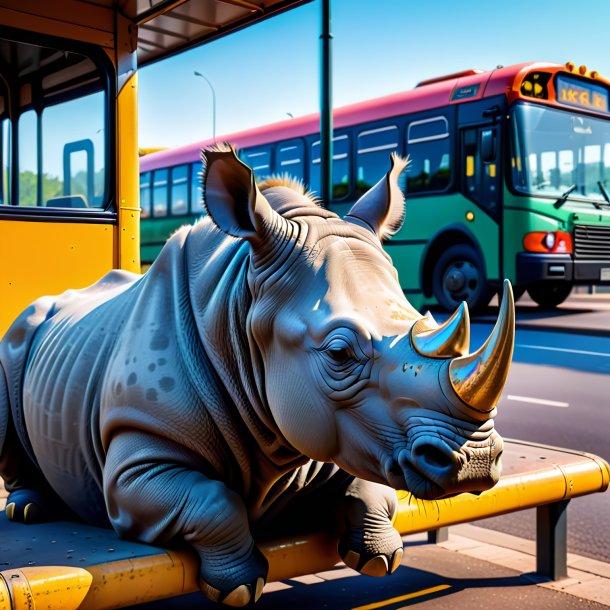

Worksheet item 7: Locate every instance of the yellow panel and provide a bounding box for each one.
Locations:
[117,71,142,272]
[0,219,115,339]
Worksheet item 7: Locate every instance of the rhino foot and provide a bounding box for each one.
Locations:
[339,526,404,576]
[198,545,268,606]
[338,478,404,577]
[200,577,265,607]
[5,489,51,524]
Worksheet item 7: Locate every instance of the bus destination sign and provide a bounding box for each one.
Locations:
[556,74,609,114]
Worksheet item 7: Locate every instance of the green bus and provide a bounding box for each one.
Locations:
[140,61,610,310]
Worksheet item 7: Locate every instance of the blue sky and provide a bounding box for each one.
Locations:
[138,0,610,150]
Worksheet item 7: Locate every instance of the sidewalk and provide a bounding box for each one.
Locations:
[433,524,610,606]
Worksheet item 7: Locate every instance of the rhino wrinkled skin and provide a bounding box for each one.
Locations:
[0,146,514,606]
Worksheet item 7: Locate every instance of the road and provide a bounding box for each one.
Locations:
[469,301,610,564]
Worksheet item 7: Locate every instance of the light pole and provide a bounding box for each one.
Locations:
[193,70,216,141]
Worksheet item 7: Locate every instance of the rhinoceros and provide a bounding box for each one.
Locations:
[0,145,514,606]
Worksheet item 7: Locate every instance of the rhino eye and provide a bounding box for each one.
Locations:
[328,347,351,363]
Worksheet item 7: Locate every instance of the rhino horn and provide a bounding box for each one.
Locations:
[448,280,515,412]
[411,302,470,358]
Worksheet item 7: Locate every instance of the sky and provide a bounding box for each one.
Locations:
[138,0,610,150]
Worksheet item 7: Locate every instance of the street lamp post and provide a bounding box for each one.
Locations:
[193,70,217,141]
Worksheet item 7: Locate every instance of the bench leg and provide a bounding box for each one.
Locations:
[536,500,569,580]
[427,527,449,543]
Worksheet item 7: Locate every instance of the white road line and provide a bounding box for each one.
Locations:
[507,395,569,408]
[516,343,610,358]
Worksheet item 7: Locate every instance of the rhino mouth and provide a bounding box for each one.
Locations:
[384,451,447,500]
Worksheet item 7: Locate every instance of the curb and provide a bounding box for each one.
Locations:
[434,524,610,607]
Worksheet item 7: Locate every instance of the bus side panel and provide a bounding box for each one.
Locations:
[389,193,500,305]
[0,220,115,338]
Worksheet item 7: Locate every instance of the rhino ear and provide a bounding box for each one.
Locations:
[201,144,277,241]
[345,153,410,240]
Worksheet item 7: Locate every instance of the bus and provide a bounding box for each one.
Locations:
[0,0,310,339]
[140,61,610,310]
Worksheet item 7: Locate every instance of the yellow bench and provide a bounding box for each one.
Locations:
[0,439,608,610]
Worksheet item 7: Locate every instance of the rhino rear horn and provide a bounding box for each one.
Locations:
[201,144,279,242]
[411,302,470,358]
[345,153,410,240]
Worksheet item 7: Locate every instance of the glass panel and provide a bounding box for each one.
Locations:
[1,119,10,205]
[511,103,610,203]
[140,171,151,218]
[171,164,188,215]
[190,162,204,213]
[356,125,398,197]
[406,121,451,193]
[242,147,271,180]
[310,134,351,199]
[18,110,37,206]
[407,117,449,143]
[152,168,168,217]
[276,140,304,181]
[42,91,105,209]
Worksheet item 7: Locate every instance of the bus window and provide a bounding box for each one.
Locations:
[152,168,168,217]
[1,118,11,205]
[406,117,451,193]
[140,171,151,218]
[310,134,351,199]
[356,125,398,197]
[276,140,304,181]
[462,126,500,213]
[42,92,106,209]
[18,111,38,207]
[190,162,204,213]
[171,164,189,215]
[242,147,271,180]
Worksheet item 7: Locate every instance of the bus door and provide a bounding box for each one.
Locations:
[458,99,504,287]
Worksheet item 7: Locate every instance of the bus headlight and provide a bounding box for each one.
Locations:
[523,231,573,253]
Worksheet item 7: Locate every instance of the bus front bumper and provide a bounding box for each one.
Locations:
[516,253,610,284]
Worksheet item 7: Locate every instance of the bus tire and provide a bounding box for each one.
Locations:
[527,281,572,308]
[431,244,494,312]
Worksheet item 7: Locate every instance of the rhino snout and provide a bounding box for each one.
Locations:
[396,433,504,500]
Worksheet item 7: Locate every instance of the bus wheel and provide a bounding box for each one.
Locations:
[527,281,572,308]
[432,244,493,311]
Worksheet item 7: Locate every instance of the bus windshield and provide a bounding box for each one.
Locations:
[511,102,610,204]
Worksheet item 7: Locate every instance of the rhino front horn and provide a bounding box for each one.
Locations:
[448,280,515,412]
[411,302,470,358]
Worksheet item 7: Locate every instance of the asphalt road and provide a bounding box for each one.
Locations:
[468,309,610,564]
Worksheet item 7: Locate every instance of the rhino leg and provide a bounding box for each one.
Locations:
[0,367,58,524]
[338,478,404,576]
[104,430,267,607]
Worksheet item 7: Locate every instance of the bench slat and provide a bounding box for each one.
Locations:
[0,440,607,610]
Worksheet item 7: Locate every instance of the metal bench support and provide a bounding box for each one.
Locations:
[536,499,569,579]
[427,527,449,543]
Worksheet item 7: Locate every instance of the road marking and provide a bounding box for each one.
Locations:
[516,344,610,358]
[507,395,569,408]
[352,584,452,610]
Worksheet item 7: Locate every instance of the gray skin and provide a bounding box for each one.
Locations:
[0,147,504,607]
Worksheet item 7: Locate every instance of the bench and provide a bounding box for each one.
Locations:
[0,439,608,610]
